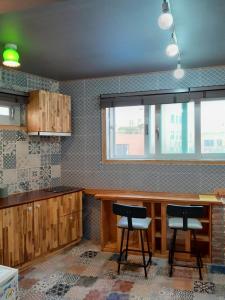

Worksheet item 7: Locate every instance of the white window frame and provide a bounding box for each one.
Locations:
[103,99,225,162]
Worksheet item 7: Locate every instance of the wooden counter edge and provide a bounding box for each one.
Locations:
[84,189,223,205]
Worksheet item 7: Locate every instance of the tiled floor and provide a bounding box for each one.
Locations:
[19,240,225,300]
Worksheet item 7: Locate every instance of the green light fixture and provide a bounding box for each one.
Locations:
[3,43,20,67]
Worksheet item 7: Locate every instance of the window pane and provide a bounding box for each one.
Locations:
[0,106,9,116]
[201,100,225,154]
[161,102,195,154]
[114,106,145,156]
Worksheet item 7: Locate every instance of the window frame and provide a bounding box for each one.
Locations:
[101,99,225,165]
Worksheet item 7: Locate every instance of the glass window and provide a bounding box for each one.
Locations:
[104,98,225,161]
[0,106,10,116]
[160,102,195,154]
[114,106,145,156]
[201,100,225,154]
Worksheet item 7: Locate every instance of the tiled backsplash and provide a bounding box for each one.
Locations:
[0,67,61,195]
[0,131,61,194]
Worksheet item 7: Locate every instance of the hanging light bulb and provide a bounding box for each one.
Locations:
[173,61,185,79]
[3,44,20,68]
[166,32,179,57]
[158,0,173,30]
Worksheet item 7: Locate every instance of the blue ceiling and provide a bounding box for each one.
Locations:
[0,0,224,80]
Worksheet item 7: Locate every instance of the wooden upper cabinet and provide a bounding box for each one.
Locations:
[27,90,71,135]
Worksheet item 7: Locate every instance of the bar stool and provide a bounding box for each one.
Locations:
[113,203,152,278]
[167,204,204,280]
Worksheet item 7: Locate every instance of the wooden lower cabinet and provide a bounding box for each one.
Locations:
[59,192,82,216]
[0,192,83,268]
[2,204,34,267]
[59,212,80,246]
[34,197,59,257]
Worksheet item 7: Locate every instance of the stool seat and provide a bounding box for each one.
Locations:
[168,217,203,230]
[118,217,151,230]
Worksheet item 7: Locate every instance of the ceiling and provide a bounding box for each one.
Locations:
[0,0,225,80]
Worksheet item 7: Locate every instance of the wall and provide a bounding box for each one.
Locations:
[0,67,61,194]
[60,66,225,194]
[60,66,225,263]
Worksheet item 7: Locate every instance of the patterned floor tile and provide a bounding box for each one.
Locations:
[46,283,71,297]
[56,273,80,286]
[80,250,98,259]
[193,280,216,294]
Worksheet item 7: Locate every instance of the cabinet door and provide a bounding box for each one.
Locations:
[39,90,53,132]
[59,192,82,217]
[58,213,79,246]
[61,95,71,133]
[3,204,34,267]
[34,197,59,257]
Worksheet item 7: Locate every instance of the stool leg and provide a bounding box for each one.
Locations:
[169,228,177,277]
[118,228,125,274]
[140,230,147,278]
[125,229,130,261]
[193,230,203,280]
[145,229,152,263]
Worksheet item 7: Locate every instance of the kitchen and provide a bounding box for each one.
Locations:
[0,0,225,299]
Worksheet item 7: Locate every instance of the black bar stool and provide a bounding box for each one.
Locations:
[113,203,152,278]
[167,204,204,280]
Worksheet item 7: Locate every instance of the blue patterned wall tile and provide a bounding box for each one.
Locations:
[85,77,120,97]
[1,68,27,90]
[3,141,16,155]
[51,154,61,165]
[3,154,16,169]
[41,154,51,166]
[51,177,61,187]
[199,67,225,86]
[119,72,159,93]
[85,134,101,155]
[0,170,3,184]
[71,117,87,136]
[3,130,16,141]
[85,114,101,136]
[29,139,41,154]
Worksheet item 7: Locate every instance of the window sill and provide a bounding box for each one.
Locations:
[101,158,225,165]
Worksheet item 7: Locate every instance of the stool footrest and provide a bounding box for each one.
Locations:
[121,248,151,255]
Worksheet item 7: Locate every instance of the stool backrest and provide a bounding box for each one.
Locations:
[167,204,204,231]
[113,203,147,230]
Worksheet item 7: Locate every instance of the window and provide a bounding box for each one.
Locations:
[104,99,225,161]
[0,106,10,116]
[0,103,25,126]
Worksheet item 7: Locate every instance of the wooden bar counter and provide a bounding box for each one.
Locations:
[87,189,223,263]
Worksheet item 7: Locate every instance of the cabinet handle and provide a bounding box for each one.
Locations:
[35,204,41,208]
[70,216,73,220]
[27,206,33,212]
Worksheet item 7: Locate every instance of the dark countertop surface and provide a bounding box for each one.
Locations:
[0,187,84,209]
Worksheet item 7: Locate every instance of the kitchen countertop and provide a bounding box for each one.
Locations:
[0,187,84,209]
[85,188,223,205]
